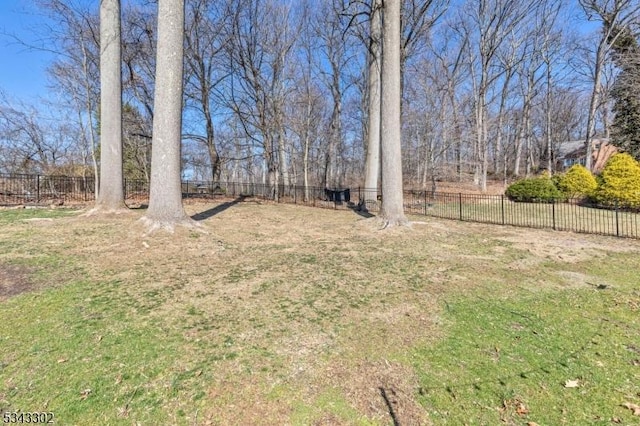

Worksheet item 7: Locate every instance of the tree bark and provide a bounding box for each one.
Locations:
[94,0,127,212]
[142,0,194,232]
[379,0,408,227]
[363,0,382,206]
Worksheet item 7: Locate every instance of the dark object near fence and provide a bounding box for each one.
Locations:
[325,188,350,203]
[1,174,638,239]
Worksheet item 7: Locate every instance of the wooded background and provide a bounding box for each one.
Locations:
[1,0,639,193]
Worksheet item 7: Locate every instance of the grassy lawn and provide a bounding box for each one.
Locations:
[0,201,639,425]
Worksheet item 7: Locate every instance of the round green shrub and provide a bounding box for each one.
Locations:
[557,164,598,199]
[505,176,563,203]
[593,153,640,208]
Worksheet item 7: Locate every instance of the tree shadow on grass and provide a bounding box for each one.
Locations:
[191,196,246,221]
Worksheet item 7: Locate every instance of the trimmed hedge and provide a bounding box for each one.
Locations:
[506,176,563,203]
[593,153,640,208]
[557,164,598,198]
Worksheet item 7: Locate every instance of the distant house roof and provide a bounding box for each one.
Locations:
[556,138,616,172]
[557,140,591,158]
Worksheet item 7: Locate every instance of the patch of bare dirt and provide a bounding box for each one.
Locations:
[498,228,637,263]
[203,374,294,425]
[0,263,35,301]
[555,271,602,289]
[326,359,431,425]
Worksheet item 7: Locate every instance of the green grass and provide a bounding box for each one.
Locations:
[0,207,77,225]
[412,279,640,424]
[0,279,214,424]
[0,204,639,425]
[409,198,640,238]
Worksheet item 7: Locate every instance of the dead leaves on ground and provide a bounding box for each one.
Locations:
[500,398,530,422]
[564,379,580,388]
[622,402,640,416]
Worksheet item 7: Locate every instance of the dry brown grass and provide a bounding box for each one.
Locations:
[2,199,638,425]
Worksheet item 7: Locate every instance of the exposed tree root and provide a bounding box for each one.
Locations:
[356,216,413,232]
[138,215,206,236]
[377,216,412,230]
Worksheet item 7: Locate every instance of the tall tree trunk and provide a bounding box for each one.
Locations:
[474,81,488,192]
[363,0,382,205]
[143,0,193,232]
[584,44,604,171]
[303,102,311,202]
[94,0,127,212]
[277,125,289,187]
[514,116,524,177]
[379,0,408,227]
[495,71,513,178]
[81,44,100,199]
[202,89,220,182]
[545,64,553,173]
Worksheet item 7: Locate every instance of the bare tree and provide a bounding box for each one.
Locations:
[142,0,194,232]
[92,0,127,213]
[121,2,157,120]
[313,0,354,189]
[578,0,640,170]
[363,0,382,205]
[379,0,408,227]
[288,3,327,200]
[32,0,101,191]
[226,0,299,200]
[183,0,230,182]
[0,97,72,173]
[459,0,540,191]
[361,0,447,204]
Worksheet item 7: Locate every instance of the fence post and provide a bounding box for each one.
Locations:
[501,195,505,225]
[615,200,620,237]
[36,174,40,203]
[459,193,463,221]
[552,199,556,230]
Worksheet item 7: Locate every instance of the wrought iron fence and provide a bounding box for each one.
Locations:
[0,174,94,205]
[357,187,639,239]
[1,174,638,239]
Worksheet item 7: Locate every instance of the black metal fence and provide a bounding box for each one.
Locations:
[357,187,639,239]
[1,173,638,239]
[0,174,94,204]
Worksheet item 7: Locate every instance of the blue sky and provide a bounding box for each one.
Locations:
[0,0,600,104]
[0,0,55,101]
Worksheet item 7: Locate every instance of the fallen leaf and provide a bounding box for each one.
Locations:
[612,417,622,423]
[527,422,540,426]
[115,374,123,385]
[80,388,92,400]
[564,379,580,388]
[195,370,203,377]
[622,402,640,416]
[57,358,67,363]
[96,335,103,342]
[516,402,529,415]
[117,406,130,418]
